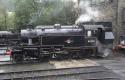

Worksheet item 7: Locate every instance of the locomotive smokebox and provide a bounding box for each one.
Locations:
[21,29,37,45]
[21,29,37,38]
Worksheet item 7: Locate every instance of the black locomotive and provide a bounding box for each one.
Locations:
[0,31,19,46]
[10,23,114,63]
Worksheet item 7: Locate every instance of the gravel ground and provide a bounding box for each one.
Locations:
[93,51,125,79]
[0,51,125,79]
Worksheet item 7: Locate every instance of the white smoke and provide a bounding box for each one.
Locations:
[75,1,99,24]
[76,14,92,23]
[96,40,112,58]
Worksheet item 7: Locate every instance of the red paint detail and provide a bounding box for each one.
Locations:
[5,50,12,55]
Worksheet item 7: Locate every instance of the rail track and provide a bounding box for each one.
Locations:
[0,66,121,80]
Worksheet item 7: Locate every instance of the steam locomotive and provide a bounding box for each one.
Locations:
[2,23,114,63]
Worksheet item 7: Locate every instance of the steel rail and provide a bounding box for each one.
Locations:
[0,66,120,80]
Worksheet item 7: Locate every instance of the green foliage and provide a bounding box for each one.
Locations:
[14,0,78,29]
[0,0,80,30]
[7,12,15,29]
[0,1,7,30]
[0,0,15,30]
[14,0,37,29]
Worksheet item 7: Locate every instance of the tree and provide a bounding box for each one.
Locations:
[14,0,78,29]
[14,0,37,29]
[0,2,7,30]
[0,0,15,30]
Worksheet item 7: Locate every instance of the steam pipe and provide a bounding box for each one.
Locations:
[28,38,32,45]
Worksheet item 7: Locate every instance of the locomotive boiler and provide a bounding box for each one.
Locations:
[0,31,19,46]
[11,24,114,63]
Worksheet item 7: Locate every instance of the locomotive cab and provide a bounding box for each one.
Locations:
[83,25,105,46]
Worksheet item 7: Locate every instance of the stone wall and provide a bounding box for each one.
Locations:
[117,0,125,34]
[88,0,119,44]
[92,0,125,44]
[75,0,125,44]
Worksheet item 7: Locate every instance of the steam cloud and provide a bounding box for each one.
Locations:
[75,1,99,24]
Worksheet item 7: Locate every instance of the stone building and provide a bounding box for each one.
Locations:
[117,0,125,34]
[74,0,125,44]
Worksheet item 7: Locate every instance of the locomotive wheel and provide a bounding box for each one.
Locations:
[94,48,99,58]
[38,53,51,62]
[38,54,44,62]
[69,52,81,59]
[56,54,69,60]
[12,54,23,63]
